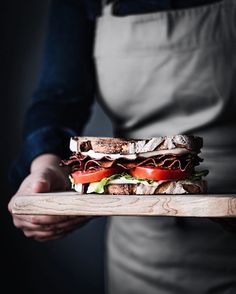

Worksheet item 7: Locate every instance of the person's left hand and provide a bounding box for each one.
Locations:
[8,154,93,242]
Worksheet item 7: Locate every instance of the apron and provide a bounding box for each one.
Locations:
[94,1,236,293]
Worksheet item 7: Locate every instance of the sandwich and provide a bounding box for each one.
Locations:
[60,135,208,195]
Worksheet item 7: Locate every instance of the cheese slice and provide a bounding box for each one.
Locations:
[72,148,194,160]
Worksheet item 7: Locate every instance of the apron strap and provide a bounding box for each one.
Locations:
[101,0,113,16]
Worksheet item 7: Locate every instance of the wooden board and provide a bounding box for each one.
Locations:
[11,192,236,217]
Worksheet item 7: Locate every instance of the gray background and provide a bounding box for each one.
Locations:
[2,1,112,293]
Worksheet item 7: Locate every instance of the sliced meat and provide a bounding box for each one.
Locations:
[62,152,202,172]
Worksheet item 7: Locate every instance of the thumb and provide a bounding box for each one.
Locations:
[32,172,51,193]
[8,170,53,212]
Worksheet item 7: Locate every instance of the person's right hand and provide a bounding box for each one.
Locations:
[8,154,92,242]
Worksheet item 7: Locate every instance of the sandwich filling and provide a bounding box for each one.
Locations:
[61,136,208,194]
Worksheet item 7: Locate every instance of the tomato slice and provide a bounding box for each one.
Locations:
[130,166,191,181]
[71,167,122,184]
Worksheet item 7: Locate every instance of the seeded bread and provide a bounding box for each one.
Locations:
[70,135,203,154]
[104,180,207,195]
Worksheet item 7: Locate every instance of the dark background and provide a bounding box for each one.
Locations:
[2,1,112,293]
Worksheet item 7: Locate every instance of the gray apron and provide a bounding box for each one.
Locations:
[94,1,236,293]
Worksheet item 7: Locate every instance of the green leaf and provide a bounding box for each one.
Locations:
[187,169,209,181]
[87,173,123,194]
[87,172,157,194]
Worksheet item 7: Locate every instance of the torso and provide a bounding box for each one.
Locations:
[94,1,236,293]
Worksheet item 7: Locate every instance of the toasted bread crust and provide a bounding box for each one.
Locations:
[71,135,203,154]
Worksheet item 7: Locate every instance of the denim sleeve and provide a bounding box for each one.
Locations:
[10,0,96,190]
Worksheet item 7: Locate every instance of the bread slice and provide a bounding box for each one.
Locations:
[70,135,203,154]
[104,180,207,195]
[71,180,207,195]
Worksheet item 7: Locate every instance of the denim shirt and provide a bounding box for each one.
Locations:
[10,0,96,189]
[10,0,220,189]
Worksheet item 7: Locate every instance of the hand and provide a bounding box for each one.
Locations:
[8,154,92,242]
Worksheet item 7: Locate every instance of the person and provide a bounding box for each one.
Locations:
[8,0,236,293]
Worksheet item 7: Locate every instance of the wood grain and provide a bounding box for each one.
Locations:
[11,192,236,217]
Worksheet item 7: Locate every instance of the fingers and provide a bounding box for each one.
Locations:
[34,226,82,242]
[13,215,91,229]
[22,219,89,241]
[13,215,76,226]
[12,215,92,241]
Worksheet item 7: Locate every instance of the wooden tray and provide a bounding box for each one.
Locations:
[11,192,236,217]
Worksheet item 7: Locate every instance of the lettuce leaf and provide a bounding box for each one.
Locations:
[87,174,122,194]
[187,169,209,181]
[87,172,154,194]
